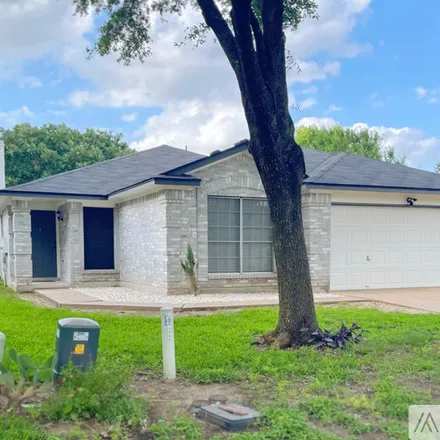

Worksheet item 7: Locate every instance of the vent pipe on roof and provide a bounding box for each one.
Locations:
[0,141,4,189]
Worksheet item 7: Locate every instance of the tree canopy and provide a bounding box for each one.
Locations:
[296,125,407,166]
[1,123,133,187]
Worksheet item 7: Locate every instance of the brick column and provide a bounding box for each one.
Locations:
[9,200,32,291]
[302,190,332,292]
[58,202,84,284]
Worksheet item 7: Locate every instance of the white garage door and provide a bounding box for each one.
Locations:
[331,205,440,290]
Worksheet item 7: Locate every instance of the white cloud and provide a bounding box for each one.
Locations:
[299,97,317,110]
[324,104,344,114]
[415,87,428,98]
[296,117,440,170]
[0,106,34,126]
[19,75,42,88]
[0,1,92,61]
[131,101,247,155]
[121,112,139,122]
[415,87,439,104]
[300,86,318,95]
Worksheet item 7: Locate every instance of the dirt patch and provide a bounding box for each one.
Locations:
[134,376,252,423]
[322,300,434,314]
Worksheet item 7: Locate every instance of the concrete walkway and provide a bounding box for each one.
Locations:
[335,287,440,313]
[34,289,364,312]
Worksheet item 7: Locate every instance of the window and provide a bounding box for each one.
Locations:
[208,197,273,273]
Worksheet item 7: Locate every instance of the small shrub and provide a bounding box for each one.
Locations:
[181,244,199,296]
[0,413,57,440]
[42,362,147,425]
[301,322,367,349]
[0,348,55,409]
[150,417,204,440]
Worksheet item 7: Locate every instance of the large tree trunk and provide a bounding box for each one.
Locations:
[197,0,319,348]
[251,133,318,348]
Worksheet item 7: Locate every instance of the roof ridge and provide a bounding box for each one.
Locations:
[307,152,349,183]
[7,144,185,190]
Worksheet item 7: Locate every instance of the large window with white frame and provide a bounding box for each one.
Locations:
[208,196,273,273]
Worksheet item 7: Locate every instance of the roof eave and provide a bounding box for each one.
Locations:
[304,182,440,194]
[0,190,108,200]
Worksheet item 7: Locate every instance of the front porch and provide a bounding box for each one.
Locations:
[1,199,120,292]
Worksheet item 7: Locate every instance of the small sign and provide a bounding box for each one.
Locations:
[73,344,85,355]
[73,332,89,342]
[409,405,440,439]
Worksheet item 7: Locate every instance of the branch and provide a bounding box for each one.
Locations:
[230,0,267,109]
[196,0,243,87]
[261,0,291,137]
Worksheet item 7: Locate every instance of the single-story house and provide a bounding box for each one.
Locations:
[1,139,440,294]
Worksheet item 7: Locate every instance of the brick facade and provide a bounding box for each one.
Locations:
[3,152,332,294]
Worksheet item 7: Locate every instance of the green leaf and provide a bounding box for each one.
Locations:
[38,368,53,383]
[19,353,37,370]
[40,355,54,371]
[0,371,14,388]
[8,347,18,363]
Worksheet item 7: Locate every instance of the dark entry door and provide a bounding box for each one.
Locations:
[83,207,115,270]
[31,210,57,278]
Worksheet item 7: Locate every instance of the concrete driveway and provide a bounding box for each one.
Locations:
[333,287,440,313]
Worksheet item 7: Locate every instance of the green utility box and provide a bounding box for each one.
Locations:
[54,318,100,377]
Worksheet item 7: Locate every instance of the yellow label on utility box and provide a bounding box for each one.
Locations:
[74,344,85,355]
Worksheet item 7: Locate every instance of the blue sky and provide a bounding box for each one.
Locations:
[1,0,439,170]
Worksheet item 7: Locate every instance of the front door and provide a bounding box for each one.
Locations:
[31,210,57,278]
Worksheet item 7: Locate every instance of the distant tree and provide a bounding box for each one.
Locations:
[435,163,440,174]
[296,125,407,165]
[0,123,133,186]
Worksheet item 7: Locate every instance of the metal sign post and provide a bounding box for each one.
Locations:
[160,307,176,380]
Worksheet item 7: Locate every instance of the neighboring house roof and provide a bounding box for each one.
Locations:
[1,140,440,200]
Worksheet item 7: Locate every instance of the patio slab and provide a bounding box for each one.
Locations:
[33,289,364,312]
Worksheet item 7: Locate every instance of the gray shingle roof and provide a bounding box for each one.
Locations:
[3,145,204,198]
[2,141,440,199]
[304,151,440,191]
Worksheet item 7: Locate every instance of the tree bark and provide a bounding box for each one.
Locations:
[251,135,318,347]
[196,0,318,347]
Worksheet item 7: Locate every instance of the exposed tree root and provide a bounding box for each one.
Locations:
[253,330,299,350]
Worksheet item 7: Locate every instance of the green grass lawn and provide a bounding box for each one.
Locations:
[1,287,440,439]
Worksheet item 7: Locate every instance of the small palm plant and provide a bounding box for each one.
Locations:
[181,244,199,296]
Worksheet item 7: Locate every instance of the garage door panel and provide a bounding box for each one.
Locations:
[350,250,367,264]
[350,231,367,245]
[388,230,405,244]
[423,250,439,264]
[369,208,388,224]
[387,210,405,224]
[349,272,367,288]
[331,205,440,290]
[423,230,439,244]
[407,250,422,263]
[370,229,386,245]
[406,230,422,244]
[331,251,347,266]
[369,271,386,285]
[405,271,421,284]
[387,271,404,285]
[389,250,404,264]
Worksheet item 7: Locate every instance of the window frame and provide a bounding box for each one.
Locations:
[208,195,274,274]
